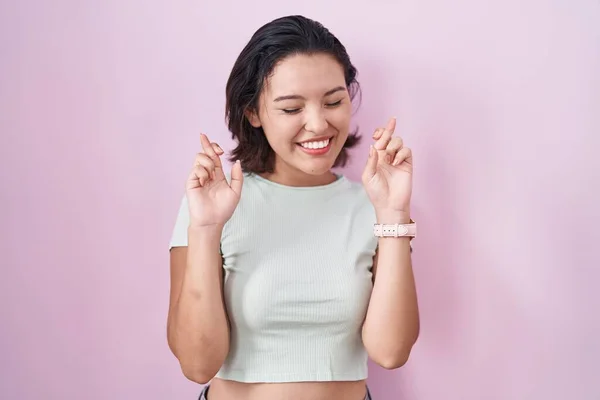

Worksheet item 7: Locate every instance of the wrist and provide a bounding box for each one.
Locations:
[188,223,224,242]
[375,209,411,224]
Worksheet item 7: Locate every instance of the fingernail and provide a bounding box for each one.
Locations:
[216,145,223,153]
[369,145,374,157]
[392,159,399,166]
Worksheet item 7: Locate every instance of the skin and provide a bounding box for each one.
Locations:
[168,53,419,400]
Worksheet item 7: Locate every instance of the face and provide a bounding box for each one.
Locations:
[247,53,352,183]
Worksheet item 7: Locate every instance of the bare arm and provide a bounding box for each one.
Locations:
[362,213,420,369]
[167,225,230,384]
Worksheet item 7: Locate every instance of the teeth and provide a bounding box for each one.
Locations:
[300,139,330,149]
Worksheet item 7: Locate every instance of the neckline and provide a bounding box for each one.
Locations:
[248,172,347,191]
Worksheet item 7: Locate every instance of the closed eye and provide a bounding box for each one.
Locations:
[282,100,343,114]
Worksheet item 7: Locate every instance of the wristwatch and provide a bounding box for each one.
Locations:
[373,219,416,238]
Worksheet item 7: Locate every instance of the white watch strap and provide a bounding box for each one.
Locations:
[373,222,417,238]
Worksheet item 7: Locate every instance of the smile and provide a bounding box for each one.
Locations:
[296,137,333,155]
[299,138,330,149]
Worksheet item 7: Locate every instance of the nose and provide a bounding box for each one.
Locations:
[304,108,328,135]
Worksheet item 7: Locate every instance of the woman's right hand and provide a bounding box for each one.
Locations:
[186,133,244,228]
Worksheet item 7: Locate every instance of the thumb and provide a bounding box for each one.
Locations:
[362,145,378,183]
[229,160,244,196]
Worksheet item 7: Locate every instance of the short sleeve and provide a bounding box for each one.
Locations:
[169,195,190,249]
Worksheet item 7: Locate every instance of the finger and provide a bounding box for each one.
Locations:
[374,130,393,151]
[200,134,223,165]
[229,160,244,195]
[200,134,225,178]
[392,147,413,167]
[211,142,224,155]
[385,137,404,153]
[383,137,404,164]
[385,116,397,133]
[194,153,217,180]
[372,117,396,139]
[362,145,379,182]
[187,165,210,189]
[372,127,385,140]
[373,117,396,150]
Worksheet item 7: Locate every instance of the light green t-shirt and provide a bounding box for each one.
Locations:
[170,172,380,382]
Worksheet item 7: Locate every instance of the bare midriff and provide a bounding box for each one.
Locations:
[206,378,368,400]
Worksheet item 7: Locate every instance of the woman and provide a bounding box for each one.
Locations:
[167,15,420,400]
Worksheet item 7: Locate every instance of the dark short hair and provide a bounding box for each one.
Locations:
[225,15,362,174]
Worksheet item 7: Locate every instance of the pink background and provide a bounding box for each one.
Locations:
[1,1,599,399]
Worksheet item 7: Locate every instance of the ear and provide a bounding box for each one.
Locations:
[245,108,261,128]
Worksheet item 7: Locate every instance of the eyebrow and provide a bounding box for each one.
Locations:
[273,86,347,102]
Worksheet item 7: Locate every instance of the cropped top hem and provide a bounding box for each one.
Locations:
[214,369,368,383]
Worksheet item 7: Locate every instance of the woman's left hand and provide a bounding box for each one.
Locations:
[362,117,413,222]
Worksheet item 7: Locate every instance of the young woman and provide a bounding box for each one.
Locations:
[167,15,420,400]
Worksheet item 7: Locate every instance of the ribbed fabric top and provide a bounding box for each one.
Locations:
[169,172,379,383]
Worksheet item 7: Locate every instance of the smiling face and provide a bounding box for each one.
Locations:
[246,53,352,186]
